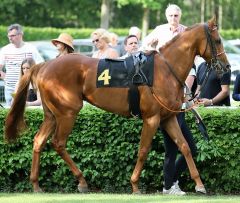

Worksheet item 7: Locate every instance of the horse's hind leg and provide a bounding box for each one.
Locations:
[30,111,56,192]
[162,116,206,193]
[51,114,88,193]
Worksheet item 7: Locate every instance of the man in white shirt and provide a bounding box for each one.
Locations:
[0,23,44,106]
[141,4,203,195]
[141,4,186,51]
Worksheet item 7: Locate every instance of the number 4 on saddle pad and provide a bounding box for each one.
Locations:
[96,52,154,88]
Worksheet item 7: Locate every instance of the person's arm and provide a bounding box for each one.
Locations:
[232,74,240,101]
[0,65,5,79]
[141,27,159,50]
[14,80,20,92]
[108,48,119,59]
[195,85,201,97]
[0,49,6,79]
[185,75,195,89]
[200,85,230,106]
[26,91,42,106]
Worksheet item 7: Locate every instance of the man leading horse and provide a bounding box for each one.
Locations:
[142,4,199,195]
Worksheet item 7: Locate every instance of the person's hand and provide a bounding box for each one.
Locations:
[198,98,213,107]
[148,38,158,47]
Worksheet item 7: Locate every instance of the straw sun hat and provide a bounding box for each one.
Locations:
[52,33,74,51]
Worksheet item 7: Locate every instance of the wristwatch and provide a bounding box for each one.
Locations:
[210,99,213,106]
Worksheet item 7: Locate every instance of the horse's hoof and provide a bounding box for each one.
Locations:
[132,190,141,195]
[195,185,207,194]
[34,188,43,193]
[78,184,89,193]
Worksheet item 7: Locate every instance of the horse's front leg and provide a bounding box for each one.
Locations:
[130,115,160,194]
[162,116,206,194]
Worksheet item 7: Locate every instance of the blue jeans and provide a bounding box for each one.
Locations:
[4,85,14,107]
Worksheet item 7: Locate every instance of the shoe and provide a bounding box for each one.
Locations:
[174,180,186,195]
[173,180,181,190]
[163,184,186,195]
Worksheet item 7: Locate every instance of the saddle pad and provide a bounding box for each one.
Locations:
[96,53,154,88]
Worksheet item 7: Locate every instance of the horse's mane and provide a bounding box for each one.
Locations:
[186,23,201,31]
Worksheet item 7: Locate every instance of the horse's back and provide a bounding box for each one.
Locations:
[36,54,98,112]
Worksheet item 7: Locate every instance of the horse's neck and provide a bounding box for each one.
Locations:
[162,32,198,82]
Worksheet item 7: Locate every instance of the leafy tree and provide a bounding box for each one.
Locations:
[0,0,102,28]
[0,0,239,30]
[117,0,163,37]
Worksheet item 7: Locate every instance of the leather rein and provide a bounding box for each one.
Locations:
[150,23,225,113]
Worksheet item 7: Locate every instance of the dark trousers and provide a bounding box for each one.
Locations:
[162,112,197,189]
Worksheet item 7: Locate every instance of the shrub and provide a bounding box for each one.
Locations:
[0,106,239,193]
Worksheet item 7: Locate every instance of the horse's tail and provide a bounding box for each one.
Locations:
[4,63,44,143]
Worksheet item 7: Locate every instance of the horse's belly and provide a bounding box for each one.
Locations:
[85,88,130,116]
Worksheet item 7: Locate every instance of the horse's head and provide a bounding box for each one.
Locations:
[200,16,231,76]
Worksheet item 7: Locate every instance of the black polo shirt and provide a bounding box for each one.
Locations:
[197,62,231,106]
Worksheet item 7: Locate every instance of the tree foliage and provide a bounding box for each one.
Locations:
[0,0,239,30]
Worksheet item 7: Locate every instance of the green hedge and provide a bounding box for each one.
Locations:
[0,105,239,194]
[0,26,129,47]
[0,25,239,47]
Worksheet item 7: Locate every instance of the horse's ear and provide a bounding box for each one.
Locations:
[208,15,217,29]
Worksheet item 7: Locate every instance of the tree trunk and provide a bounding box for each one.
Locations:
[201,0,205,23]
[142,7,150,39]
[156,10,161,25]
[100,0,110,29]
[217,0,223,30]
[214,0,219,22]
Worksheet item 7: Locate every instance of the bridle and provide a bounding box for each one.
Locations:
[197,23,229,97]
[200,23,225,61]
[150,22,227,113]
[201,23,227,75]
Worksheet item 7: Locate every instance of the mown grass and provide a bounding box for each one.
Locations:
[0,193,240,203]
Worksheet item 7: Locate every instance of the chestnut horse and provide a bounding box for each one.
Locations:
[5,16,230,193]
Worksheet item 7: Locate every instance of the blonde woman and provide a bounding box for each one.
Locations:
[14,58,41,106]
[52,33,74,57]
[91,28,119,59]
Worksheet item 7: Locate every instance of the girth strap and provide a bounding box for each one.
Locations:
[128,85,141,118]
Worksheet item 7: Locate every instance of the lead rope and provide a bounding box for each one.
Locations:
[150,87,199,113]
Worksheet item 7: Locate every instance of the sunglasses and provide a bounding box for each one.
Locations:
[92,39,100,43]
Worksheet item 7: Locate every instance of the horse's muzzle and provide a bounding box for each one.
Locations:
[217,60,231,73]
[225,64,231,72]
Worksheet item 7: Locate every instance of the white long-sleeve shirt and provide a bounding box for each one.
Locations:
[141,23,186,51]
